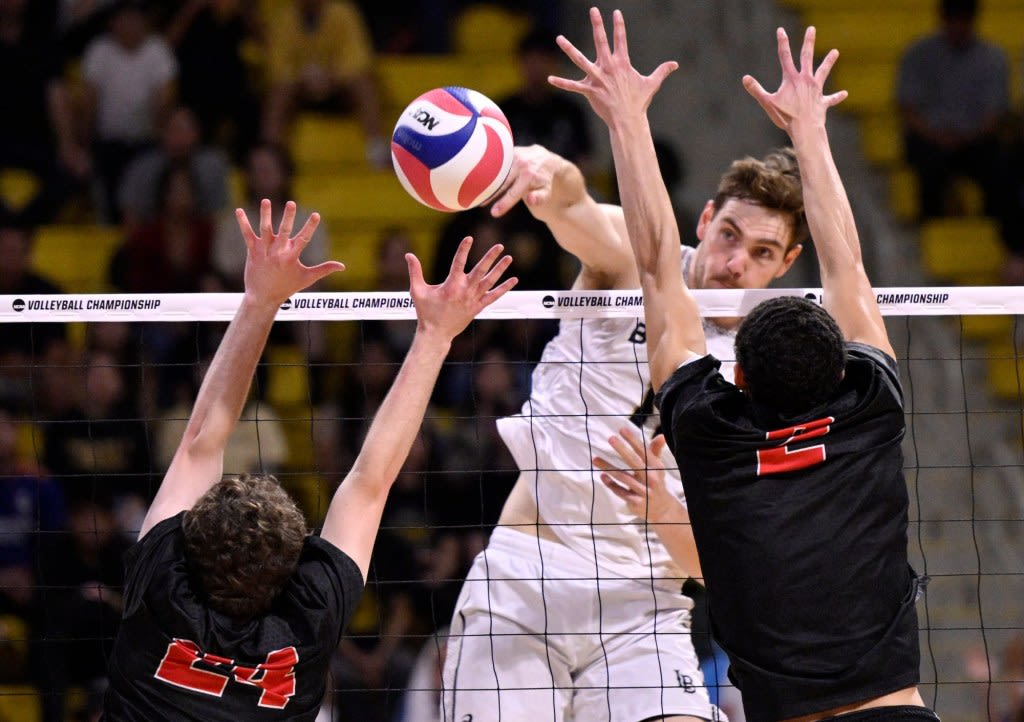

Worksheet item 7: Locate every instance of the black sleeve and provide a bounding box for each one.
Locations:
[655,355,726,453]
[845,342,903,407]
[291,536,365,643]
[121,512,187,617]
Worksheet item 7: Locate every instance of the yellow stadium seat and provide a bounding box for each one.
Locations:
[293,170,441,226]
[453,4,530,57]
[986,342,1024,400]
[860,113,903,167]
[0,684,41,722]
[0,169,39,211]
[960,315,1014,343]
[264,345,310,409]
[888,166,919,222]
[919,218,1005,281]
[326,224,442,290]
[808,11,933,63]
[830,61,897,115]
[31,224,123,293]
[377,56,520,114]
[290,115,367,172]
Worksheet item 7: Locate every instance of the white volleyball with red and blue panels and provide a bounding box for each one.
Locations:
[391,86,514,212]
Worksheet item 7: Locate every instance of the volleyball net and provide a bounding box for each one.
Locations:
[1,287,1022,721]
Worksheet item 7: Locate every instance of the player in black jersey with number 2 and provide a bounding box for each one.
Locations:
[101,199,516,721]
[558,9,940,722]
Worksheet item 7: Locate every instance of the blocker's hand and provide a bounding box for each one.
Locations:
[548,8,678,129]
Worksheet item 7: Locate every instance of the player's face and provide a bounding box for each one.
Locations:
[691,198,801,292]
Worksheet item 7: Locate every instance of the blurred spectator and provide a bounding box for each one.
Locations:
[329,529,421,722]
[359,226,418,355]
[80,0,177,223]
[109,161,215,293]
[41,350,153,512]
[57,0,119,58]
[213,141,332,400]
[116,105,230,232]
[213,142,327,286]
[498,28,594,174]
[261,0,387,168]
[439,346,523,528]
[0,0,90,227]
[163,0,262,161]
[0,225,69,412]
[0,401,66,673]
[38,498,129,722]
[896,0,1022,279]
[154,348,289,477]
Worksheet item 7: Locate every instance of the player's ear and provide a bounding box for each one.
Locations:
[775,243,803,278]
[734,363,748,390]
[695,200,715,242]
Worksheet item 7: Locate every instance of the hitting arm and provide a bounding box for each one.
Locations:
[549,8,706,389]
[320,239,516,581]
[490,145,638,289]
[139,201,343,539]
[744,27,893,358]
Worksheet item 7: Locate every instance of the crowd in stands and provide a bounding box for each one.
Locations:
[0,0,580,719]
[1,0,1022,720]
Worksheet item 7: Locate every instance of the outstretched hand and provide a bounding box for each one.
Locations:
[742,26,847,135]
[236,199,345,305]
[406,236,518,341]
[548,7,678,128]
[594,427,682,524]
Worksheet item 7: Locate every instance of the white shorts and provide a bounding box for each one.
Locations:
[441,528,721,722]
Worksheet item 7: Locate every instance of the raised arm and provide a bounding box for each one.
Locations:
[320,238,517,580]
[744,27,894,358]
[489,144,637,289]
[139,200,344,539]
[550,8,704,389]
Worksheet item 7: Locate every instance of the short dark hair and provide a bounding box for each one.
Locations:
[734,296,845,415]
[183,474,308,621]
[714,147,808,248]
[941,0,978,21]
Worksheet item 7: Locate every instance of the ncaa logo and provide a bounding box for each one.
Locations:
[12,298,25,312]
[280,298,293,311]
[542,295,555,309]
[804,292,821,304]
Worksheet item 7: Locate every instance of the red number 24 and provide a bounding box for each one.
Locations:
[154,638,298,709]
[756,416,834,477]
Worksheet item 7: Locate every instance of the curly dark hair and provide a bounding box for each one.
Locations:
[183,474,308,621]
[714,147,808,248]
[734,296,846,415]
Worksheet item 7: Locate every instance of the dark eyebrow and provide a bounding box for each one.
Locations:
[719,215,787,251]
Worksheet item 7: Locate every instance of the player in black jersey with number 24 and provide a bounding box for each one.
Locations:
[100,200,516,720]
[559,9,940,722]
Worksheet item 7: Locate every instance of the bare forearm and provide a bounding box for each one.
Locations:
[789,121,860,271]
[607,117,681,282]
[185,296,277,450]
[650,511,702,581]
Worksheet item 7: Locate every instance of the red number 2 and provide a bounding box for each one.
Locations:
[154,639,298,709]
[756,416,834,477]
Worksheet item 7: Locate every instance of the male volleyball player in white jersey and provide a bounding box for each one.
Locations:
[442,53,808,722]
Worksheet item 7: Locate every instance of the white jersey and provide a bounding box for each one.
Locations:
[496,246,737,589]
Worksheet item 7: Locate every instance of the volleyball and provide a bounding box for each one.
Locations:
[391,86,515,213]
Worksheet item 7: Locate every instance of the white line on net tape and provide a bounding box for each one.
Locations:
[0,288,1017,323]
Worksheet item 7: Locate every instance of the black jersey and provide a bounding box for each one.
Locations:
[656,343,921,722]
[102,513,364,721]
